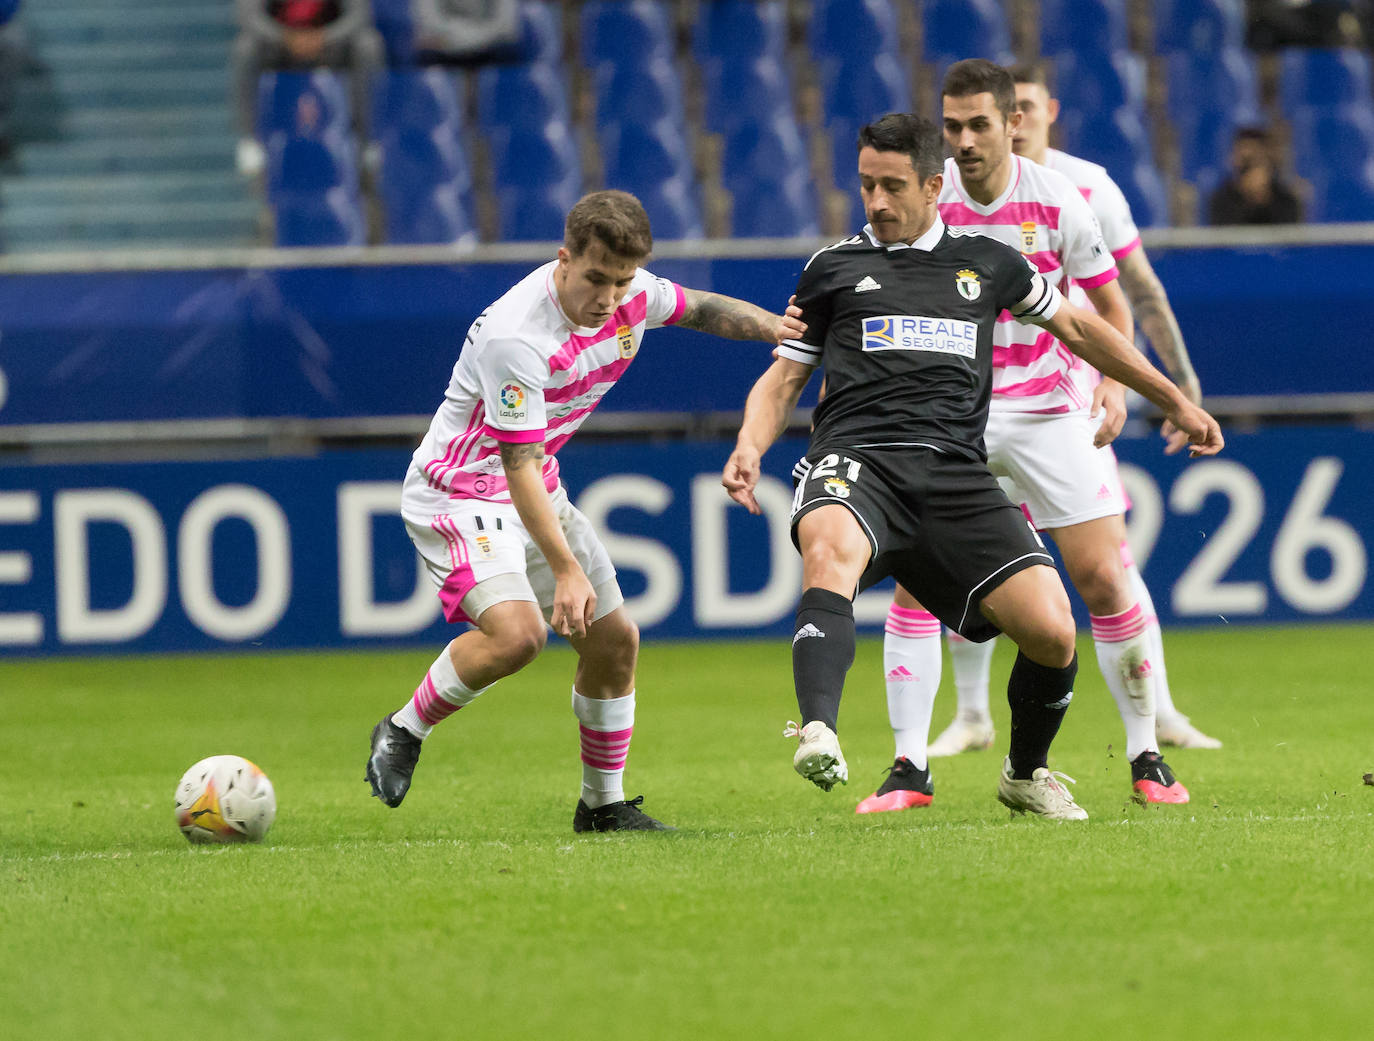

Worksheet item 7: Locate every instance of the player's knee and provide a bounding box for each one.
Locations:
[495,619,547,669]
[1069,554,1128,613]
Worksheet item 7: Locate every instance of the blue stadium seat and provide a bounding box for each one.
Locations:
[476,63,571,133]
[377,123,473,213]
[491,120,581,195]
[274,188,367,247]
[382,181,476,245]
[731,173,820,238]
[1051,50,1146,119]
[701,55,793,135]
[692,0,787,64]
[1309,164,1374,222]
[1165,48,1263,181]
[593,59,686,131]
[922,0,1011,66]
[371,0,416,66]
[1038,0,1128,57]
[1153,0,1246,54]
[1056,105,1154,171]
[722,113,810,195]
[517,0,562,64]
[266,128,360,196]
[633,177,706,240]
[599,118,693,189]
[579,1,673,70]
[821,52,911,131]
[257,71,351,140]
[495,181,581,241]
[1290,105,1374,184]
[808,0,900,64]
[1116,162,1170,229]
[372,68,463,134]
[1279,48,1374,115]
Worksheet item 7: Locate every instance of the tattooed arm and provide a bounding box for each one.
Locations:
[678,287,798,345]
[1116,248,1202,405]
[500,440,594,639]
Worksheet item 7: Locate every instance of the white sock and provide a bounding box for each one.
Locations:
[946,631,995,722]
[1090,603,1158,760]
[572,688,634,809]
[884,604,942,769]
[392,645,490,739]
[1123,553,1179,720]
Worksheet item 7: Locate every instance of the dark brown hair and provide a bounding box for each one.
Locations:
[942,58,1017,121]
[564,190,653,259]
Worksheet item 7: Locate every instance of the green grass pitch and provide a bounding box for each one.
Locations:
[4,624,1373,1041]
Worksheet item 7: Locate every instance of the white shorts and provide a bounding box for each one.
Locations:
[404,485,623,627]
[985,410,1126,530]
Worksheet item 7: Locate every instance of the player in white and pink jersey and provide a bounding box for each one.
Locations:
[860,60,1195,813]
[918,63,1221,759]
[367,190,801,833]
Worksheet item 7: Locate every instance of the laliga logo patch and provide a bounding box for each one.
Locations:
[823,478,850,498]
[498,381,528,423]
[955,268,981,301]
[1019,220,1038,254]
[616,323,636,360]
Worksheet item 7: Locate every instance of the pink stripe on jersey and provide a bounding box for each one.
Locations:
[994,371,1066,401]
[939,200,1062,229]
[1090,603,1147,642]
[885,604,941,638]
[1023,250,1063,275]
[483,423,545,443]
[665,282,687,325]
[1076,265,1120,290]
[580,724,633,770]
[443,461,560,500]
[993,329,1058,369]
[424,402,486,490]
[544,354,635,404]
[1111,237,1142,260]
[547,294,650,374]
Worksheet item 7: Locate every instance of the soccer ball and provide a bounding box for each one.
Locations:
[174,755,276,844]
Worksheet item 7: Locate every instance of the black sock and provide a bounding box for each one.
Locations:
[792,587,856,732]
[1006,650,1077,779]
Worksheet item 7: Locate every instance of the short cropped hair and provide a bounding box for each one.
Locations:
[1009,61,1054,92]
[942,58,1017,122]
[564,190,653,259]
[857,113,944,182]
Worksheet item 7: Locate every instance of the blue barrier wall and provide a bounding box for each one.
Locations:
[1,242,1372,426]
[1,428,1368,656]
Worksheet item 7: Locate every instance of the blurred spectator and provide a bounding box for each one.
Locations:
[0,0,24,160]
[1208,126,1304,224]
[232,0,384,173]
[1248,0,1369,49]
[412,0,521,62]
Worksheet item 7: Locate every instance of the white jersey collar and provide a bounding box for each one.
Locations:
[862,215,946,252]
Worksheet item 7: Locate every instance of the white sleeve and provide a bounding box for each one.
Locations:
[1009,268,1064,327]
[1059,187,1118,286]
[638,269,688,328]
[1089,173,1142,260]
[474,336,549,439]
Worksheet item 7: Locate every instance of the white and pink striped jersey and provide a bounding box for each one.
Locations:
[1043,147,1141,312]
[401,260,685,520]
[939,153,1118,414]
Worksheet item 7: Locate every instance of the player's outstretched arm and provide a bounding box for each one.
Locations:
[1044,302,1224,458]
[1116,248,1203,405]
[723,358,814,514]
[679,287,804,345]
[500,440,595,638]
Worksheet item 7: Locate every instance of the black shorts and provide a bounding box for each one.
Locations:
[790,446,1054,641]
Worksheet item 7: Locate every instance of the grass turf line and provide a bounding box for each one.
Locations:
[3,625,1373,1040]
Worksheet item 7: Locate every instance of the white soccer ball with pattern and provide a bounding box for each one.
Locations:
[174,755,276,844]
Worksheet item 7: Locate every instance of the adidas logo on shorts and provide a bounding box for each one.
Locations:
[793,623,826,644]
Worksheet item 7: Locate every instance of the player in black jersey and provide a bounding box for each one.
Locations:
[722,114,1223,820]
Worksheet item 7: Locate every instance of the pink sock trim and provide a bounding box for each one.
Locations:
[1090,603,1147,642]
[412,673,463,726]
[885,604,941,638]
[579,724,633,771]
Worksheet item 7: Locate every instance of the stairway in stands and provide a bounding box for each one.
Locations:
[2,0,260,252]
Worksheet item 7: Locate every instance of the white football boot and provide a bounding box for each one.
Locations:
[996,757,1088,820]
[927,711,996,757]
[785,720,849,791]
